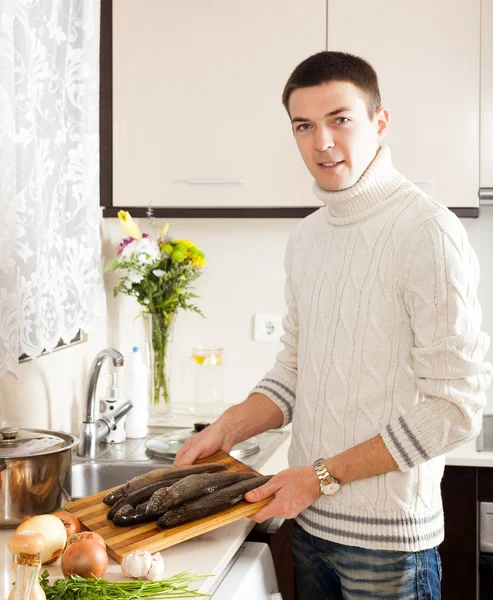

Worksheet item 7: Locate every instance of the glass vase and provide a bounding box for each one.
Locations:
[144,312,175,421]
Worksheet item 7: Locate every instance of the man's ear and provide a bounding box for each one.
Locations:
[376,108,390,141]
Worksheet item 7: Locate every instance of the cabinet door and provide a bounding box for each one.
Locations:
[327,0,480,208]
[113,1,326,208]
[441,466,478,599]
[481,0,493,189]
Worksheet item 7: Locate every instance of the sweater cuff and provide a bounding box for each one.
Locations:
[250,377,295,427]
[381,416,431,473]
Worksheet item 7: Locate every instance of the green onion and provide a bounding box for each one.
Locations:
[39,570,212,599]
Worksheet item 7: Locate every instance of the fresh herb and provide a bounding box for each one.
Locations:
[39,570,212,599]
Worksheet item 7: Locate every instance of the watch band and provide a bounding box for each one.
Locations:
[313,458,341,494]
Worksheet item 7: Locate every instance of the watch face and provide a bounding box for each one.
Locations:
[321,481,341,496]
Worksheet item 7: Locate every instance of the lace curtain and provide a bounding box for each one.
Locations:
[0,0,105,377]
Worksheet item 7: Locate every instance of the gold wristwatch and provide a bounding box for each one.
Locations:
[313,458,342,496]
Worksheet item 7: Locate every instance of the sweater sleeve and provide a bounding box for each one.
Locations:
[249,232,299,427]
[381,211,492,472]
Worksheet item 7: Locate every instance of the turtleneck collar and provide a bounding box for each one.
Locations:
[312,145,406,225]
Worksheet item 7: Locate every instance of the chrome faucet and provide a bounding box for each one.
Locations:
[77,348,133,458]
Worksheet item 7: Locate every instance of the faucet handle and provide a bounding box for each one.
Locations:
[95,400,133,442]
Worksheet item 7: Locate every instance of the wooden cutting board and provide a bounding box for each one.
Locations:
[65,451,272,564]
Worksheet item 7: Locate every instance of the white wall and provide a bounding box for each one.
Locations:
[102,217,296,415]
[101,208,493,418]
[2,208,493,433]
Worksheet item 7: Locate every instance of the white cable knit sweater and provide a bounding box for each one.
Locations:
[251,145,492,552]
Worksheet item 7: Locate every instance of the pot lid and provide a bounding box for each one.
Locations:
[145,429,259,461]
[0,427,78,459]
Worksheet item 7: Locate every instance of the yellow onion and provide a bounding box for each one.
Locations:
[16,515,67,564]
[61,538,108,578]
[53,511,81,537]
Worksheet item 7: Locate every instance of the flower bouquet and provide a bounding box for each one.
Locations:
[106,211,206,410]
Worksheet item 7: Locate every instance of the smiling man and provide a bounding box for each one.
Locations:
[174,51,492,599]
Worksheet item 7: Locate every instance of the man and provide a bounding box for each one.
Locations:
[174,51,492,599]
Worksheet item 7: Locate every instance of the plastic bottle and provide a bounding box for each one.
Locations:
[124,346,149,438]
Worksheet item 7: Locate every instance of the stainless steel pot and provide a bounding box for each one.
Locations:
[0,426,78,528]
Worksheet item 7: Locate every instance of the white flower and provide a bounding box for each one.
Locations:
[143,298,150,304]
[127,269,143,284]
[152,269,165,277]
[121,239,138,259]
[124,280,132,289]
[135,238,160,265]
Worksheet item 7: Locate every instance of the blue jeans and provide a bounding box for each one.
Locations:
[291,520,442,600]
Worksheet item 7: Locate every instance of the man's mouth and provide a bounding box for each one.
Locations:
[318,160,344,170]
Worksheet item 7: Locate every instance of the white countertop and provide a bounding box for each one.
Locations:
[0,431,291,599]
[444,439,493,467]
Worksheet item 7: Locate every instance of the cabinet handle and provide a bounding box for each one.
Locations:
[187,179,243,185]
[479,188,493,204]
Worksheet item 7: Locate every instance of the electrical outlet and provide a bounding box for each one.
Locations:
[253,313,284,342]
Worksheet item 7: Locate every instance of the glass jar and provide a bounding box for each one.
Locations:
[189,346,224,417]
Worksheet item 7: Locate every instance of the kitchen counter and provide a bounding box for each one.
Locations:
[2,429,491,599]
[0,430,291,599]
[444,439,493,467]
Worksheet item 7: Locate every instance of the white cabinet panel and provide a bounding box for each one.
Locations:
[113,1,326,208]
[327,0,480,208]
[481,0,493,189]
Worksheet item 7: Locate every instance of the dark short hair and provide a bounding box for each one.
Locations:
[282,51,382,120]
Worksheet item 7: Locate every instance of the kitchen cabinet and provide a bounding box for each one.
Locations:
[440,466,493,599]
[112,0,325,210]
[480,0,493,191]
[327,0,481,209]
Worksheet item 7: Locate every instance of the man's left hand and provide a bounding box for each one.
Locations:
[245,466,320,523]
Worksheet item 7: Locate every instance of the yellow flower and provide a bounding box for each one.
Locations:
[159,222,170,238]
[192,255,206,268]
[176,238,196,249]
[118,211,142,240]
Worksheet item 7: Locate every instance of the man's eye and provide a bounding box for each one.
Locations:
[295,123,311,132]
[335,117,350,124]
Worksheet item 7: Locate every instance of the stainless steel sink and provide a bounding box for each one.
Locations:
[70,462,157,499]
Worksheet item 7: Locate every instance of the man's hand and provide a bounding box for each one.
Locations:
[245,466,320,522]
[174,393,284,466]
[174,421,233,466]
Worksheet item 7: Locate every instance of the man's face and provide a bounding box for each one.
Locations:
[288,81,389,191]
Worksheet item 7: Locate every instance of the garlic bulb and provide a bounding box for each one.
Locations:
[121,550,165,580]
[121,551,152,578]
[146,553,165,582]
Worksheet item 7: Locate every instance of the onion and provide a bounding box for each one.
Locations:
[61,538,108,578]
[53,511,81,537]
[16,515,67,565]
[66,531,106,549]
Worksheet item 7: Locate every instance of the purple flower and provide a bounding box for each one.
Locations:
[117,237,133,255]
[117,232,149,255]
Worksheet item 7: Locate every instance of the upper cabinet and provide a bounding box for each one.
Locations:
[110,0,485,214]
[327,0,481,209]
[481,0,493,191]
[112,0,326,209]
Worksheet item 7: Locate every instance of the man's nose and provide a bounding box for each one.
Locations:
[314,127,334,152]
